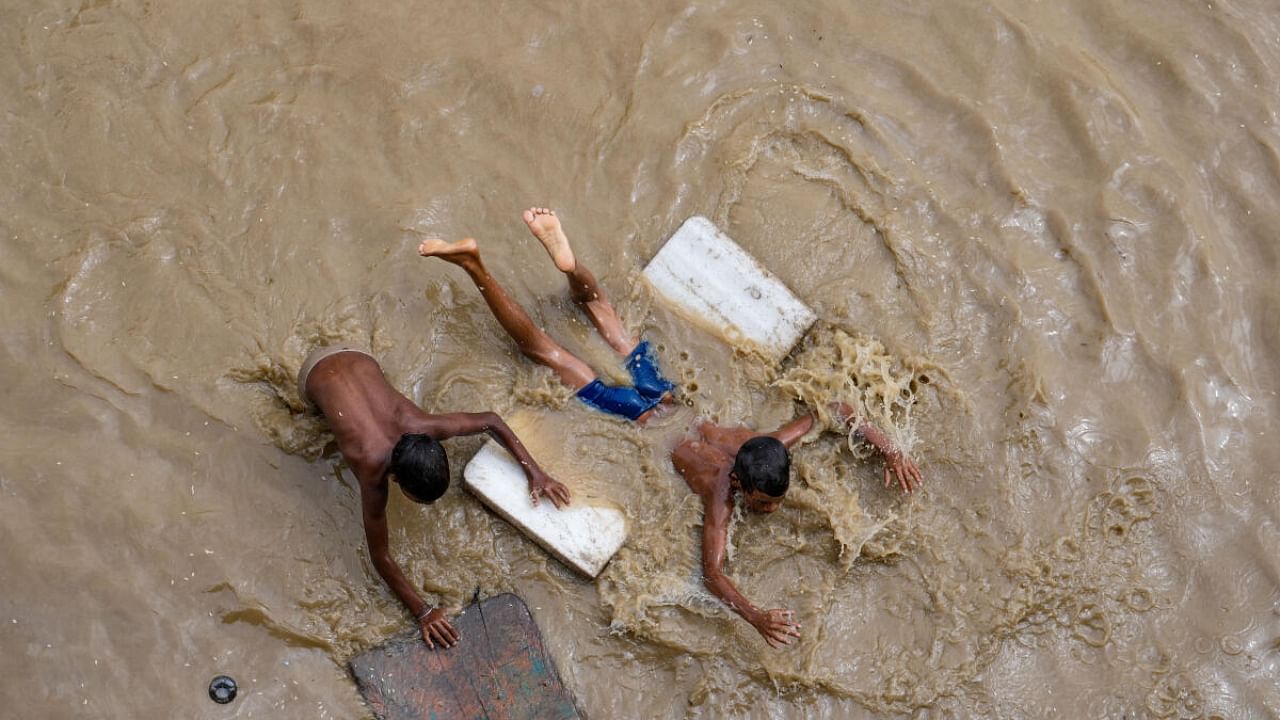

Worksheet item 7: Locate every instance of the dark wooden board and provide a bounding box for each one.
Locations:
[349,594,582,720]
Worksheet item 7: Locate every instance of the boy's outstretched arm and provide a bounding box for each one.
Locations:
[829,402,924,494]
[358,477,459,649]
[764,413,818,449]
[412,411,571,508]
[699,493,801,648]
[759,402,924,493]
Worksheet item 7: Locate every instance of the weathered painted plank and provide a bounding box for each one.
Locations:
[349,594,581,720]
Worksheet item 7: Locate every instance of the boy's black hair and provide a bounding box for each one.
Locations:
[731,436,790,497]
[390,433,449,503]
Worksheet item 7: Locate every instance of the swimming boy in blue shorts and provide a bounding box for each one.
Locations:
[420,208,674,423]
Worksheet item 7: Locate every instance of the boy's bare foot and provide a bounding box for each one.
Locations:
[522,207,576,272]
[418,237,478,264]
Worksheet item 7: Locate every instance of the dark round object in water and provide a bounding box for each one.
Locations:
[208,675,237,704]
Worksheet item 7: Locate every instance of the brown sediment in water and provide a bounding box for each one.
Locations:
[3,1,1279,718]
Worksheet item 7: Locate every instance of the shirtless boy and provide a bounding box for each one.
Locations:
[299,348,570,649]
[672,406,923,648]
[420,208,674,424]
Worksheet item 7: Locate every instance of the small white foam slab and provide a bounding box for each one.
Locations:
[463,441,627,578]
[642,216,817,361]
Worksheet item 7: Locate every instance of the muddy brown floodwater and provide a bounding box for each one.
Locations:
[3,0,1279,718]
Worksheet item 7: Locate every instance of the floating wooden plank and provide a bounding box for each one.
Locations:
[642,216,817,361]
[349,593,581,720]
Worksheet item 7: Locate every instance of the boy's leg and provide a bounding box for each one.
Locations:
[419,237,597,390]
[522,208,639,357]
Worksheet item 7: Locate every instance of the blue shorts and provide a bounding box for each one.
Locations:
[574,341,674,421]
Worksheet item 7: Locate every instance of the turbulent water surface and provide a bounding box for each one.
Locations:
[3,0,1279,717]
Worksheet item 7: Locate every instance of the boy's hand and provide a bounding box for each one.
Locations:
[883,450,923,494]
[528,470,571,508]
[751,608,802,648]
[418,607,459,649]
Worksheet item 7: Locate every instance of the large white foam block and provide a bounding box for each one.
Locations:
[642,216,817,361]
[463,441,628,579]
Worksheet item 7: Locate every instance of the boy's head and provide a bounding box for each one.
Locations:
[730,436,790,513]
[390,433,449,504]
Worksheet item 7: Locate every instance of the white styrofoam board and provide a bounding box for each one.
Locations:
[642,216,816,361]
[463,441,628,578]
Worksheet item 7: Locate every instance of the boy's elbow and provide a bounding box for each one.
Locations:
[701,568,724,593]
[369,550,394,572]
